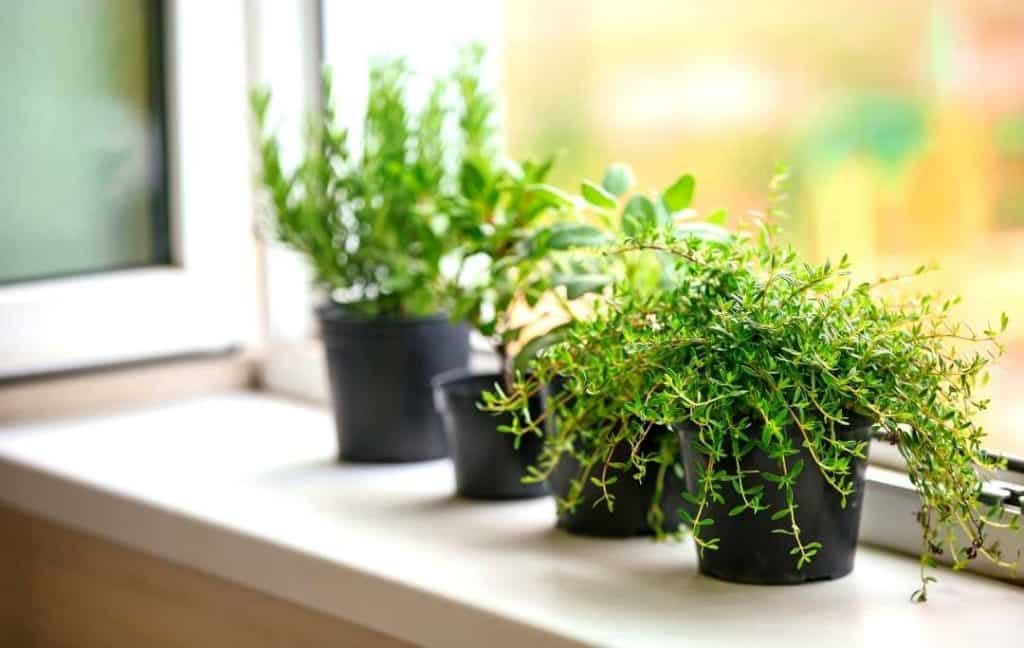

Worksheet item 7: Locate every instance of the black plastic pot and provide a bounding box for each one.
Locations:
[318,306,469,463]
[549,427,688,537]
[432,369,549,500]
[676,416,873,584]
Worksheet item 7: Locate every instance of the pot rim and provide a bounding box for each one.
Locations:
[431,368,503,397]
[316,302,453,326]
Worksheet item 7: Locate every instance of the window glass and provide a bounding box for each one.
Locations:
[0,0,168,285]
[505,0,1024,454]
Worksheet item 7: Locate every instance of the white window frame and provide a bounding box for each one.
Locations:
[249,0,328,402]
[0,1,258,379]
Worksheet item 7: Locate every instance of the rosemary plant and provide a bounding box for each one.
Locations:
[252,52,485,317]
[487,165,1020,597]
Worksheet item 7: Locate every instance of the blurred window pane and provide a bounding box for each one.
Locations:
[0,0,168,284]
[506,0,1024,454]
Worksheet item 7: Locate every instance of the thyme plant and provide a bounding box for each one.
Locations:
[487,166,1020,597]
[252,51,492,317]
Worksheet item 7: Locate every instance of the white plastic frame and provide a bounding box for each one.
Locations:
[0,1,258,379]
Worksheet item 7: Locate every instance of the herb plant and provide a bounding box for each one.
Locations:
[482,166,726,537]
[487,165,1020,597]
[443,48,612,374]
[252,53,488,317]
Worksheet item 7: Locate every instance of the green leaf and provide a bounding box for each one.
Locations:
[553,273,610,300]
[622,195,657,236]
[459,161,486,199]
[581,180,618,209]
[662,173,695,212]
[544,224,613,250]
[787,459,805,481]
[707,208,727,226]
[728,504,747,517]
[512,324,572,373]
[250,87,271,123]
[770,508,791,521]
[681,492,703,506]
[601,163,635,197]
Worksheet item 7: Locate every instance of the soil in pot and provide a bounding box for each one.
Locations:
[676,416,873,585]
[433,369,549,500]
[319,306,470,463]
[549,427,688,538]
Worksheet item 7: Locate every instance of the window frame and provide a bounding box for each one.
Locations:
[0,0,258,379]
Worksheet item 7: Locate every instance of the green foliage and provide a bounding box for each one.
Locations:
[486,164,1020,595]
[442,50,610,365]
[445,155,603,353]
[252,50,494,317]
[482,167,717,538]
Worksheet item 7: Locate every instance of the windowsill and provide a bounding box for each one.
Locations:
[0,392,1019,647]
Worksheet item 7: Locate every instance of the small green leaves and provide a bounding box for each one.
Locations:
[662,173,695,212]
[601,163,635,197]
[581,180,618,209]
[254,49,501,318]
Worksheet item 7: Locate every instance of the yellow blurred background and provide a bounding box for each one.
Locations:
[504,0,1024,453]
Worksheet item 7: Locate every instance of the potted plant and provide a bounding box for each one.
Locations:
[501,165,1021,596]
[482,166,716,536]
[251,56,482,463]
[433,47,612,499]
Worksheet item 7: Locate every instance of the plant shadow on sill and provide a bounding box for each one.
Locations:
[247,456,553,535]
[543,571,877,644]
[247,456,451,489]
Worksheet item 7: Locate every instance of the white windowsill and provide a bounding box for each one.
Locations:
[0,392,1019,647]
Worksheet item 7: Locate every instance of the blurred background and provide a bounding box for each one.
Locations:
[504,0,1024,453]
